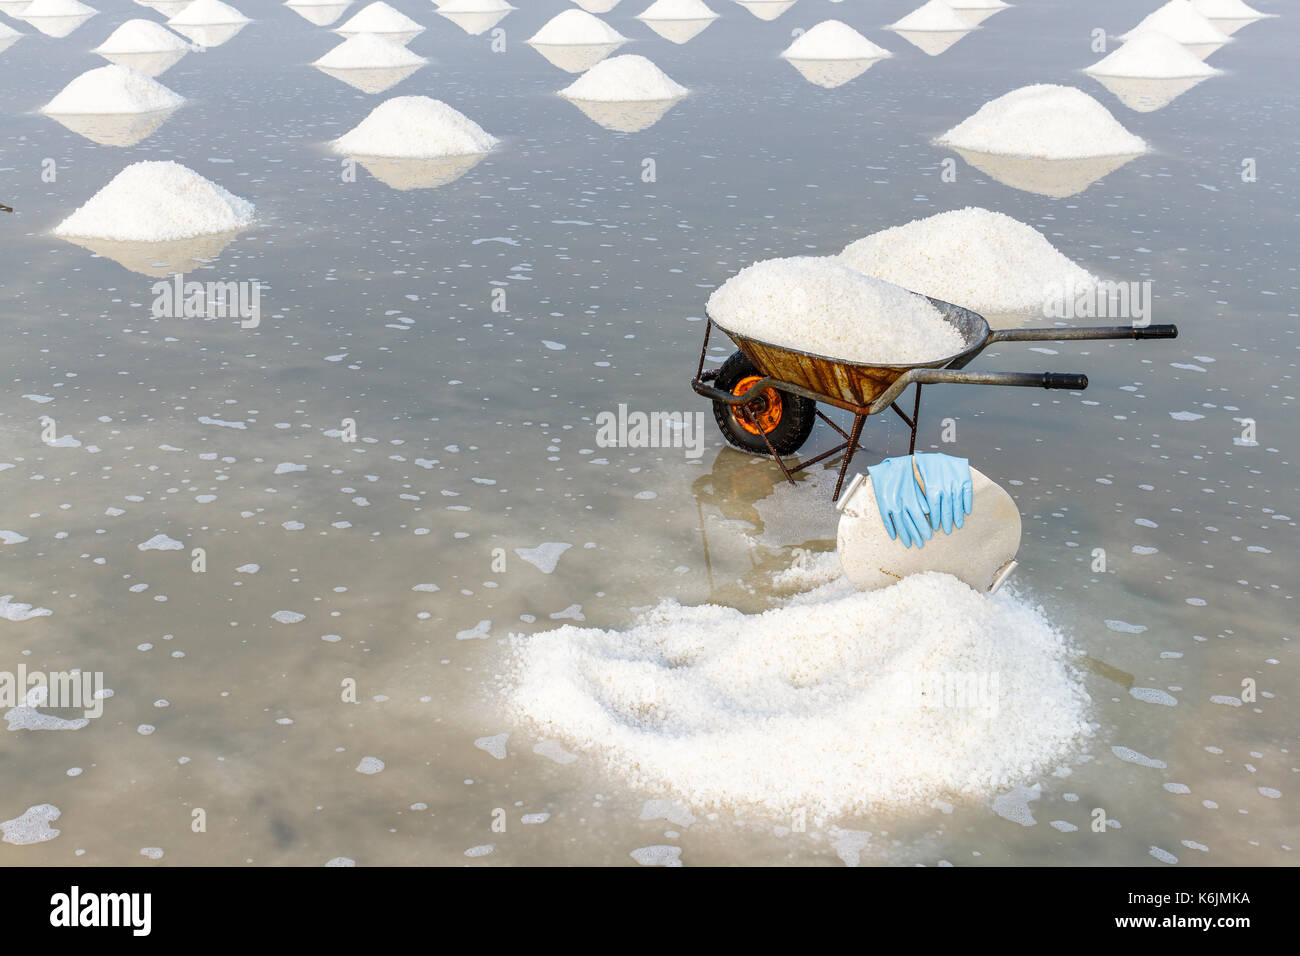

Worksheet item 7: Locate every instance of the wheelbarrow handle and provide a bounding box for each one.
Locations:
[988,323,1179,344]
[1044,372,1088,390]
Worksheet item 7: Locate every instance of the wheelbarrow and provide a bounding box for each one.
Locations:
[690,296,1178,501]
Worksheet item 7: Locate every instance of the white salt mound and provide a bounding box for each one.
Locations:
[1120,0,1230,43]
[508,572,1092,816]
[949,0,1009,7]
[337,2,422,34]
[1086,32,1219,78]
[782,20,891,60]
[1191,0,1271,17]
[314,33,426,68]
[22,0,96,16]
[938,84,1147,159]
[707,257,963,365]
[332,96,497,157]
[94,19,189,53]
[54,161,255,242]
[638,0,717,20]
[42,65,184,115]
[889,0,973,31]
[168,0,249,26]
[528,9,625,44]
[838,207,1097,316]
[559,55,687,102]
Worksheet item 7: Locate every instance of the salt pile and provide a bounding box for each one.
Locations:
[168,0,249,25]
[782,20,891,60]
[937,85,1147,159]
[331,96,497,157]
[508,572,1092,816]
[528,8,625,44]
[22,0,96,16]
[313,33,426,68]
[889,0,973,31]
[839,208,1097,316]
[1085,32,1219,78]
[706,257,964,365]
[559,55,687,101]
[572,0,621,12]
[336,2,422,35]
[42,65,184,114]
[1191,0,1272,16]
[53,161,255,241]
[94,18,189,53]
[637,0,717,19]
[1120,0,1230,43]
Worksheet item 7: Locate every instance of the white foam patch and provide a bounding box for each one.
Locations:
[0,595,53,622]
[1,804,61,845]
[464,844,494,857]
[137,533,183,551]
[707,257,963,365]
[639,799,695,827]
[1111,746,1167,768]
[1130,687,1178,706]
[355,756,385,774]
[514,542,571,574]
[630,845,682,866]
[509,572,1091,816]
[474,732,509,759]
[533,739,578,764]
[991,783,1041,826]
[271,610,306,624]
[457,619,492,640]
[0,531,29,544]
[838,207,1098,316]
[937,85,1147,159]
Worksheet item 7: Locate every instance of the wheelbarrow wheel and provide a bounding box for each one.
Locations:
[711,351,816,457]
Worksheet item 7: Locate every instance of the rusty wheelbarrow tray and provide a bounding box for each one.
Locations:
[690,296,1178,500]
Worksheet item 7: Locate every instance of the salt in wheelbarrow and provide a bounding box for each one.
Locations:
[690,296,1177,500]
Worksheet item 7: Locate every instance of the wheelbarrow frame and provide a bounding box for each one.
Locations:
[690,297,1178,500]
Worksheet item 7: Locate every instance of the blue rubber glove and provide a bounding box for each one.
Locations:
[913,453,973,535]
[867,456,932,549]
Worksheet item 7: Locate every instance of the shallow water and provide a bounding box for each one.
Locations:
[0,0,1295,865]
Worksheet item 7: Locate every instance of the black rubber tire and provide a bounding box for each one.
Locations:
[711,351,817,456]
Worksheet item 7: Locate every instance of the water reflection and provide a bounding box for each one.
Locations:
[44,107,180,148]
[563,97,682,132]
[169,22,248,48]
[314,63,423,94]
[784,57,886,89]
[438,6,513,37]
[948,1,1009,27]
[22,13,95,39]
[528,41,624,74]
[889,29,971,57]
[733,0,797,21]
[54,231,244,278]
[286,1,352,27]
[945,147,1143,197]
[1088,74,1212,113]
[96,49,188,78]
[348,153,489,190]
[637,16,715,45]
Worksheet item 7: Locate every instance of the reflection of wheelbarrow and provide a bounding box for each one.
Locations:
[690,297,1178,501]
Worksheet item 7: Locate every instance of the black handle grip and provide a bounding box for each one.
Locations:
[1134,323,1178,339]
[1044,373,1088,390]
